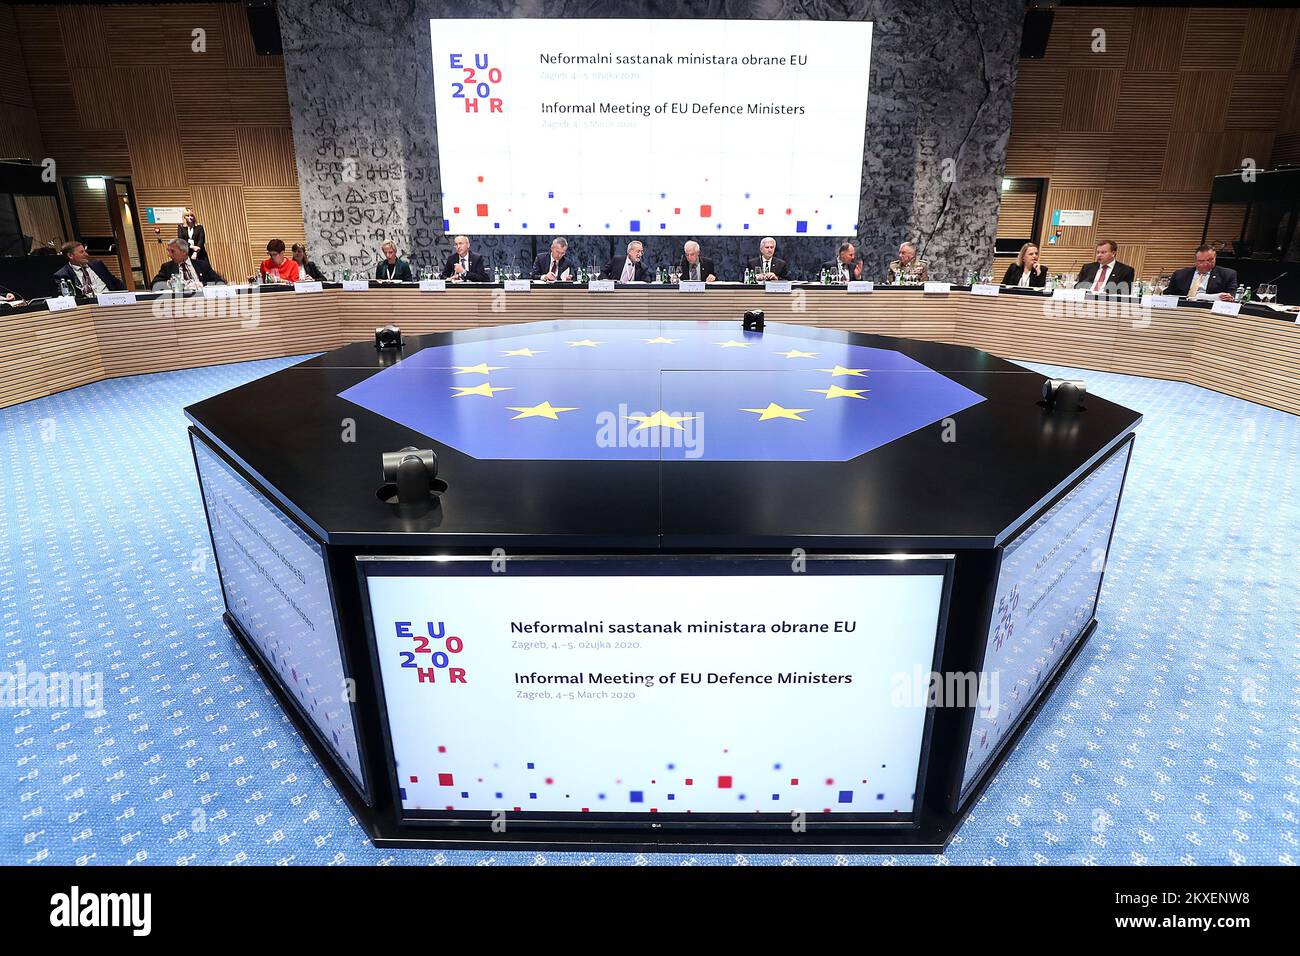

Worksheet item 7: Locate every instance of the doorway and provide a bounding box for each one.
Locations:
[62,175,148,291]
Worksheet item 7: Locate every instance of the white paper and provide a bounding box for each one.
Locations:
[96,291,138,306]
[1140,294,1179,309]
[846,281,874,293]
[1052,288,1086,302]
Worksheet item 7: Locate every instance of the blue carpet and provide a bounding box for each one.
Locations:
[1,353,1296,865]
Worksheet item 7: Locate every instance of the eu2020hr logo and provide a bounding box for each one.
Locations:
[449,53,503,113]
[396,621,467,684]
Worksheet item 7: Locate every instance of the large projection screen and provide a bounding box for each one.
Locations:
[430,18,873,237]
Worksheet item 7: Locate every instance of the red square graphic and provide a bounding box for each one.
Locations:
[718,775,733,789]
[476,203,489,217]
[438,772,454,786]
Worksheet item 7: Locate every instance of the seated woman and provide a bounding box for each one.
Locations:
[259,238,300,283]
[1001,243,1048,288]
[291,243,325,281]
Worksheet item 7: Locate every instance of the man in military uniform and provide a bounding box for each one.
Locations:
[887,241,929,284]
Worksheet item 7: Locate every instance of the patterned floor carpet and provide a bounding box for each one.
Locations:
[0,352,1295,865]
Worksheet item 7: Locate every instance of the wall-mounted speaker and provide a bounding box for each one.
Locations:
[244,0,283,56]
[1020,9,1054,60]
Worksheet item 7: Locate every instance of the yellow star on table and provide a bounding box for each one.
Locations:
[502,347,545,357]
[506,400,579,420]
[450,382,513,398]
[740,402,813,421]
[806,384,869,400]
[775,349,818,359]
[566,339,603,348]
[816,365,869,377]
[625,410,696,431]
[451,362,506,375]
[643,336,678,344]
[716,340,750,348]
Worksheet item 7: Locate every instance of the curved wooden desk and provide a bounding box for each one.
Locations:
[2,284,1296,414]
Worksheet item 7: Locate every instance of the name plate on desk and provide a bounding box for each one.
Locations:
[923,282,952,294]
[96,291,137,306]
[418,279,447,292]
[1211,299,1241,316]
[342,280,370,292]
[587,279,615,293]
[764,281,792,294]
[1052,288,1086,302]
[1140,294,1179,309]
[846,281,874,293]
[504,279,532,292]
[970,283,1000,297]
[678,280,706,293]
[45,296,77,312]
[202,284,240,299]
[293,281,324,294]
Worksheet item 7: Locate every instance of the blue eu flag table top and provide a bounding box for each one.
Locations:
[338,321,986,462]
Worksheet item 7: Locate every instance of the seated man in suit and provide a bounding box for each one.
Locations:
[747,236,789,281]
[375,241,414,282]
[151,238,225,290]
[53,240,126,297]
[1165,244,1238,301]
[822,241,863,283]
[887,241,929,283]
[600,240,650,282]
[532,237,579,281]
[441,234,490,281]
[673,240,716,282]
[1075,239,1136,295]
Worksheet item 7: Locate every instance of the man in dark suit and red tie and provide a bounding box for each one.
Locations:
[746,236,789,280]
[1164,244,1238,301]
[1075,239,1136,295]
[52,241,125,297]
[441,234,490,281]
[532,237,580,281]
[600,240,650,282]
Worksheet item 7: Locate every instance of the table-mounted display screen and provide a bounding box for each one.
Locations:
[959,440,1133,803]
[361,555,951,828]
[193,438,367,797]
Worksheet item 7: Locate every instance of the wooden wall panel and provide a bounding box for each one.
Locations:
[11,3,303,290]
[2,292,1296,418]
[1241,8,1300,73]
[14,196,64,250]
[1126,8,1187,73]
[1008,6,1300,278]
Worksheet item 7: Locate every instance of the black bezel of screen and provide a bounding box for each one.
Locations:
[356,553,954,832]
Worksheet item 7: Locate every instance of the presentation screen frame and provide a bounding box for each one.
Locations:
[357,553,954,833]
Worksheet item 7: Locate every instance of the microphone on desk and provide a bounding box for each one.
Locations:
[1262,270,1288,286]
